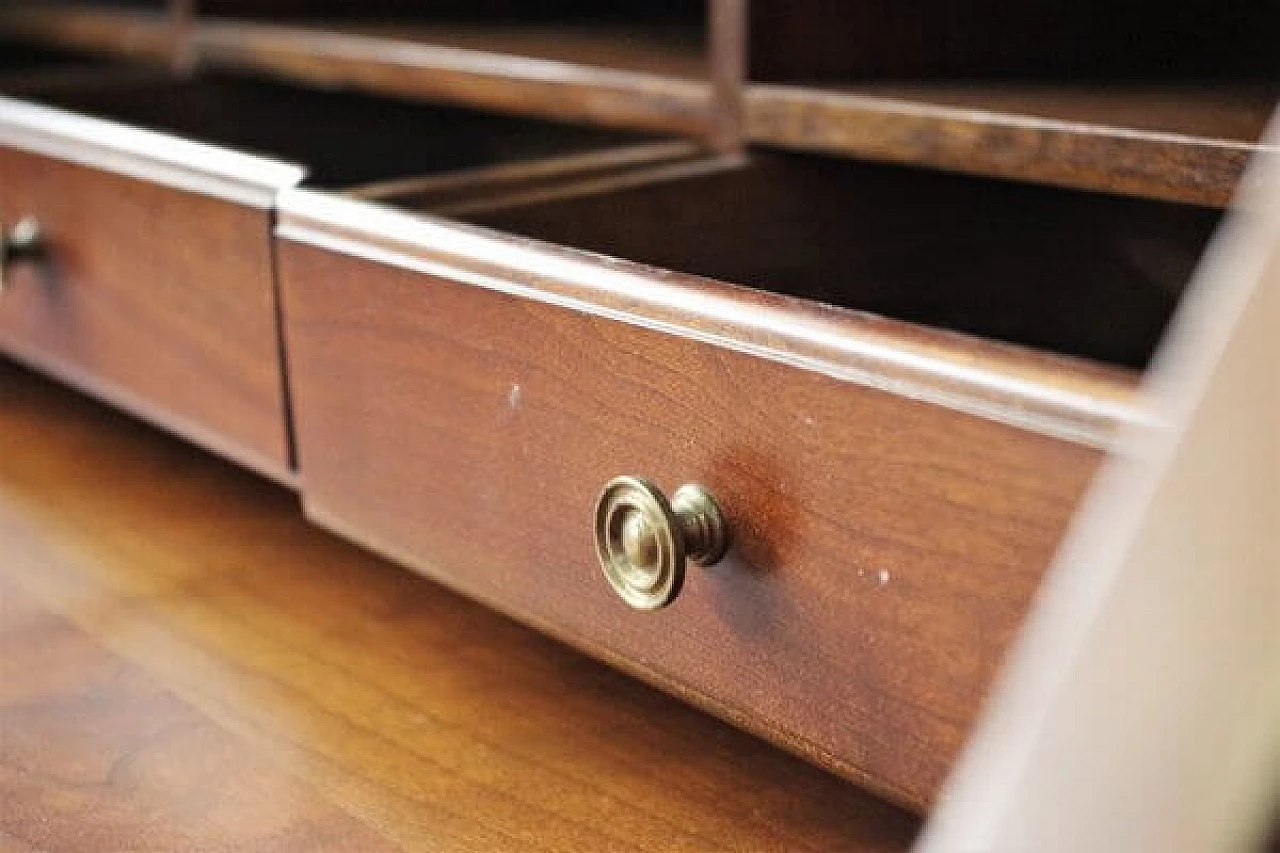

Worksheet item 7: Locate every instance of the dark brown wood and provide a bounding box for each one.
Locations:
[0,6,180,65]
[746,84,1276,206]
[239,21,707,78]
[0,148,292,481]
[707,0,746,151]
[276,226,1112,810]
[192,20,714,137]
[0,4,718,137]
[10,3,1268,206]
[0,357,920,851]
[739,0,1275,204]
[171,0,198,69]
[841,84,1276,142]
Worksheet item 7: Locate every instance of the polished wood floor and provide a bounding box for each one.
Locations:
[0,358,918,852]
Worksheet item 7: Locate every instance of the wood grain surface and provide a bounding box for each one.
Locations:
[5,5,1272,204]
[0,7,180,66]
[0,356,920,852]
[746,84,1275,207]
[0,147,292,482]
[277,235,1106,810]
[192,21,714,138]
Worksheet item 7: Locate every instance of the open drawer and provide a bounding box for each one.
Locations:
[275,151,1222,808]
[0,66,680,481]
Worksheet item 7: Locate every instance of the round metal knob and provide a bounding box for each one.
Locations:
[594,476,730,610]
[1,217,45,292]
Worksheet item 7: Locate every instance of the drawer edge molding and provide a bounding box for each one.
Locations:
[277,187,1143,448]
[0,95,306,207]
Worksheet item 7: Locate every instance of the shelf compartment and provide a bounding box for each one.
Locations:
[749,0,1275,82]
[747,84,1276,207]
[744,0,1276,204]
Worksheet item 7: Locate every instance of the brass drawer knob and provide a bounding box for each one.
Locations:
[1,217,45,291]
[594,476,730,610]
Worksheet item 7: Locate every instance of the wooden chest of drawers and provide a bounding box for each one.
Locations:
[0,0,1272,818]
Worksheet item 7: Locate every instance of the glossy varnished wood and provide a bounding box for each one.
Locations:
[0,6,180,65]
[746,84,1276,206]
[212,20,708,78]
[0,577,398,853]
[191,21,713,137]
[276,226,1109,809]
[0,357,919,852]
[0,147,292,480]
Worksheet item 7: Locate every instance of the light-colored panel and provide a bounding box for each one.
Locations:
[919,118,1280,852]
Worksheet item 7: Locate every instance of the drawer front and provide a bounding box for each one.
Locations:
[278,235,1103,810]
[0,147,290,479]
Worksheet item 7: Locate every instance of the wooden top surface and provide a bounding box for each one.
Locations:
[0,358,918,852]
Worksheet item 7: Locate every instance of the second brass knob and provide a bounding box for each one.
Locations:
[0,217,44,292]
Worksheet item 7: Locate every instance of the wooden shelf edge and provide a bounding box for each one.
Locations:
[0,10,716,136]
[190,22,713,137]
[0,7,178,65]
[747,84,1275,207]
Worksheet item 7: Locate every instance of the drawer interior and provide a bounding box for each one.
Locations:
[3,71,658,189]
[397,152,1221,369]
[0,37,120,73]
